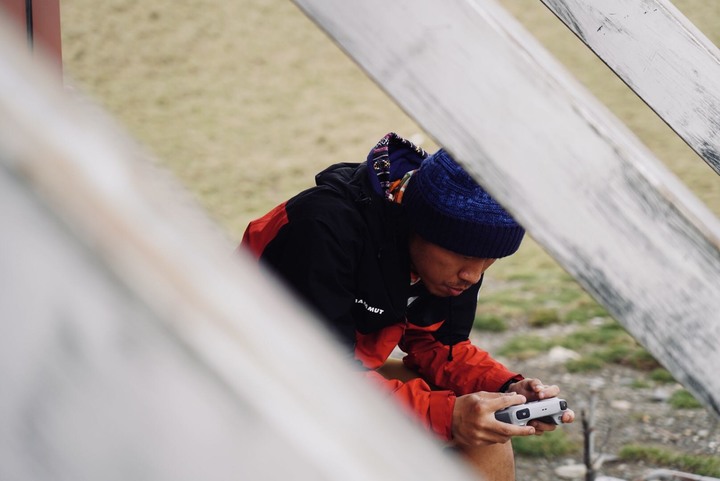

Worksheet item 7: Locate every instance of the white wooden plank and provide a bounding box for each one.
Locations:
[0,170,322,481]
[541,0,720,175]
[0,19,477,481]
[292,0,720,417]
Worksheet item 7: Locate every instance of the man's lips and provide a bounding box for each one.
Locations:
[445,285,467,296]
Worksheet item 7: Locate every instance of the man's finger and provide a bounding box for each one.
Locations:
[493,422,536,438]
[561,409,576,423]
[485,392,527,411]
[536,384,560,399]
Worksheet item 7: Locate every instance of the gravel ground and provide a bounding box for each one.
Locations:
[474,325,720,481]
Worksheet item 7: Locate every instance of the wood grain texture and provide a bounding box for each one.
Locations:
[541,0,720,175]
[0,19,476,481]
[292,0,720,416]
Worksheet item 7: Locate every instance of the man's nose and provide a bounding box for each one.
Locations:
[458,264,484,284]
[458,259,494,284]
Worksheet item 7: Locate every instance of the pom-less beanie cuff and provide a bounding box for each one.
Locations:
[403,149,525,258]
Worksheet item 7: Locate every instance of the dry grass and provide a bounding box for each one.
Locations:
[60,0,426,237]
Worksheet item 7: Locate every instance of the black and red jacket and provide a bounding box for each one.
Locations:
[242,134,521,440]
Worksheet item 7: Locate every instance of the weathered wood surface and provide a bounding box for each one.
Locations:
[292,0,720,416]
[541,0,720,175]
[0,20,476,481]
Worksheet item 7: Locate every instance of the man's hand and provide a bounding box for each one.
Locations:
[505,378,576,433]
[451,391,534,446]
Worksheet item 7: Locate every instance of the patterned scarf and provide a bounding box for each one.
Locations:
[369,132,427,201]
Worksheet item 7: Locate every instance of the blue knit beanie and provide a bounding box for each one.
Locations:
[402,149,525,258]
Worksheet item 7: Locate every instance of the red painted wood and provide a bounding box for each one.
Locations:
[0,0,62,74]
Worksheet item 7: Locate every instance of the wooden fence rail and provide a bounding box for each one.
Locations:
[541,0,720,175]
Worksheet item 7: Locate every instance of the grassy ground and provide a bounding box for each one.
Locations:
[60,0,426,237]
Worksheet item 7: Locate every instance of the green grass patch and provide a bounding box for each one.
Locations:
[564,301,610,324]
[565,346,660,373]
[497,335,554,360]
[565,356,605,373]
[649,368,675,384]
[476,290,535,320]
[498,319,661,374]
[557,321,628,349]
[596,344,636,363]
[528,308,562,328]
[473,314,508,332]
[621,349,661,371]
[560,321,659,372]
[630,378,651,389]
[549,285,585,305]
[512,430,578,458]
[619,444,720,477]
[559,322,659,372]
[669,389,703,409]
[594,343,659,370]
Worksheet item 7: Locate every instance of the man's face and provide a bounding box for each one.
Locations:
[408,234,497,297]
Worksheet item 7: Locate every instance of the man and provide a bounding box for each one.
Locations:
[242,133,574,480]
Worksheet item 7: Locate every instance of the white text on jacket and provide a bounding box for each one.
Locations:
[355,298,385,315]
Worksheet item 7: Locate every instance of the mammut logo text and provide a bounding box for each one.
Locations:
[355,298,385,315]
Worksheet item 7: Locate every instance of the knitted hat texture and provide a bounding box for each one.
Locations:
[402,149,524,258]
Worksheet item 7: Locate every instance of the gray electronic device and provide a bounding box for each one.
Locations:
[494,398,568,426]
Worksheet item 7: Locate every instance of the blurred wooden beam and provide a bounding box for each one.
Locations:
[541,0,720,175]
[292,0,720,416]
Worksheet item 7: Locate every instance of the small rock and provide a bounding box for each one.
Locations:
[588,377,606,391]
[594,453,620,467]
[651,387,672,402]
[547,346,581,364]
[555,464,586,479]
[611,399,632,411]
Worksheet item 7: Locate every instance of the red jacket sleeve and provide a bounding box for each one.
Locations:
[400,322,523,395]
[362,369,456,441]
